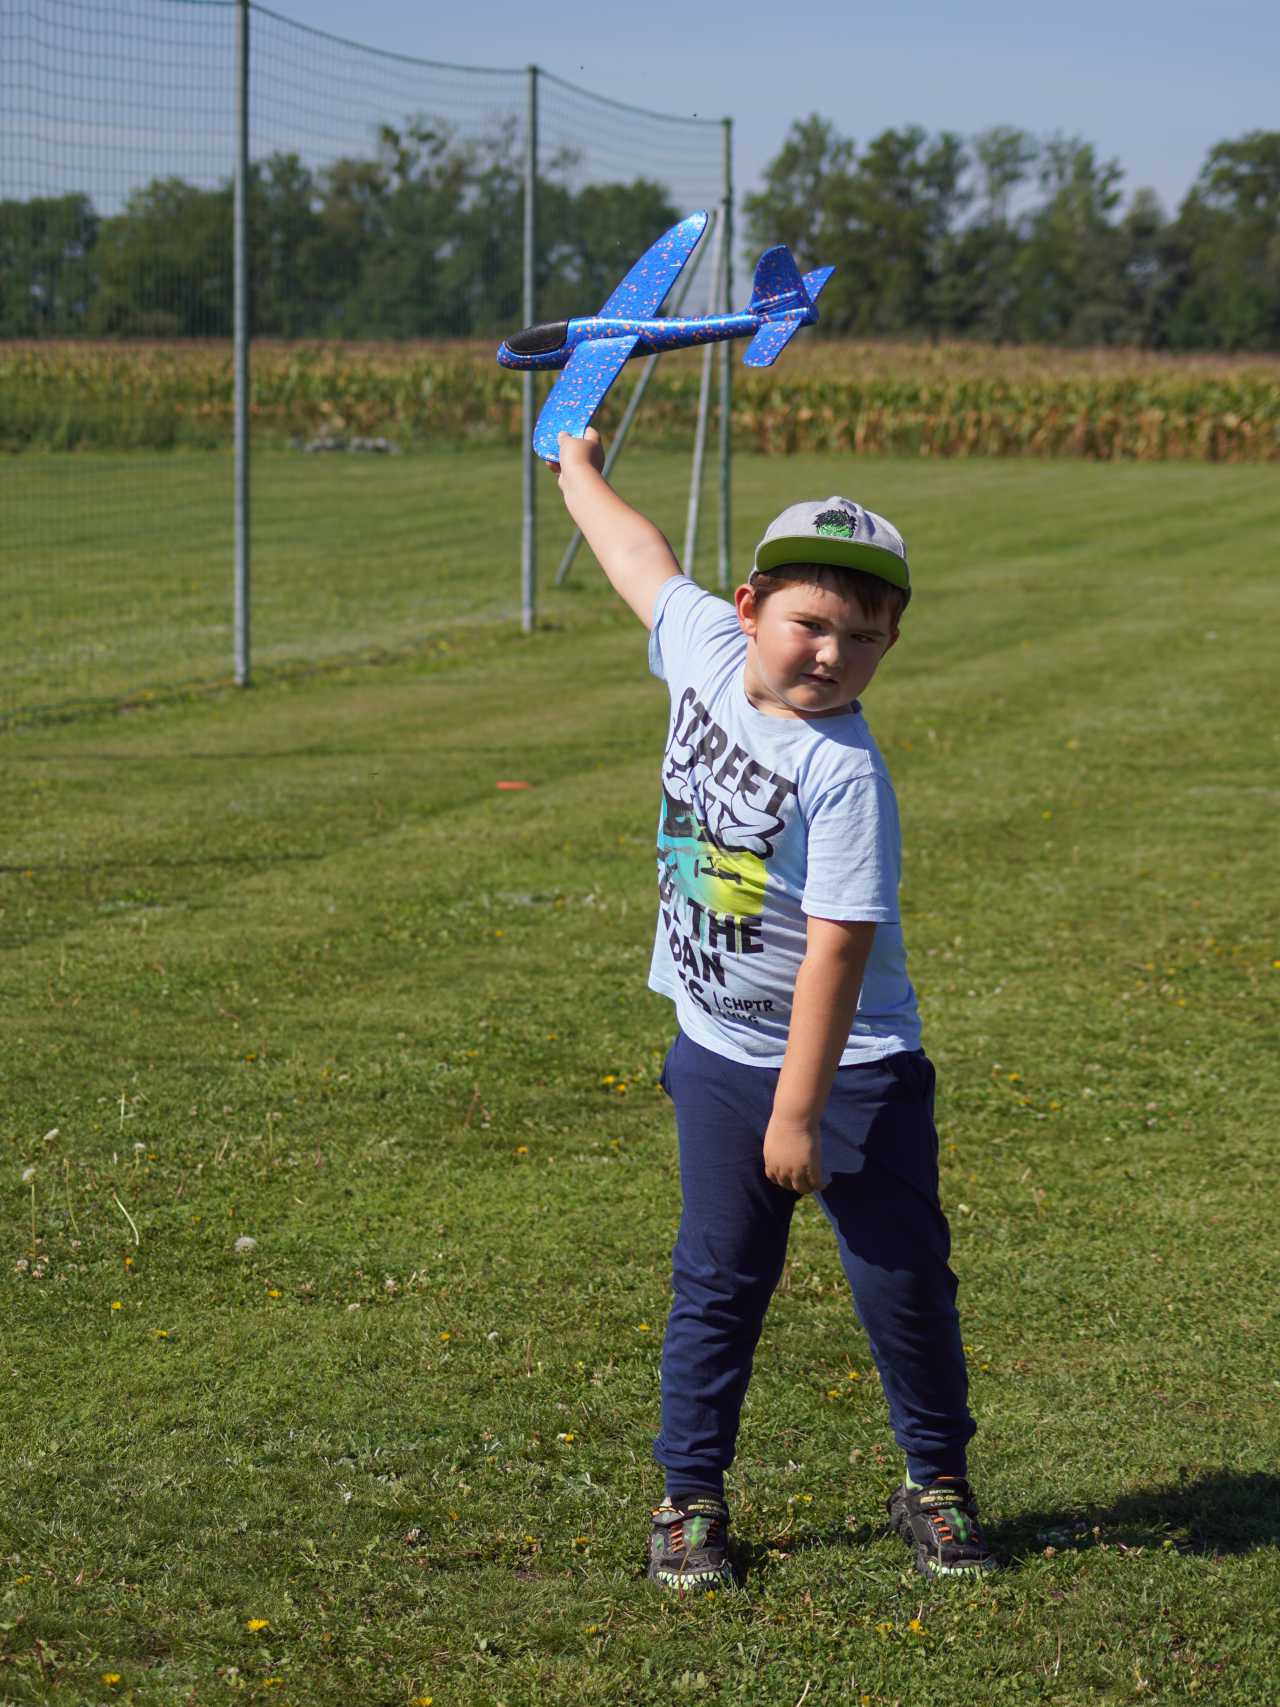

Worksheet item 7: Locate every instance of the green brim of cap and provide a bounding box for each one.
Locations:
[753,533,911,599]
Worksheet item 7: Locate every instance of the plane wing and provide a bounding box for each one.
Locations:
[533,334,642,461]
[596,210,708,320]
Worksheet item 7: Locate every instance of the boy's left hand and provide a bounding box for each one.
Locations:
[763,1115,828,1196]
[545,426,605,479]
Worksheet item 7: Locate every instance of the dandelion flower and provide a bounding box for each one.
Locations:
[267,1288,282,1299]
[110,1301,123,1311]
[514,1145,529,1155]
[438,1330,451,1342]
[101,1675,122,1687]
[557,1432,575,1444]
[246,1618,270,1632]
[908,1617,924,1632]
[636,1322,650,1332]
[876,1620,893,1635]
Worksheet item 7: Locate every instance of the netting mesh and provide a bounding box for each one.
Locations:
[3,0,239,717]
[1,0,726,719]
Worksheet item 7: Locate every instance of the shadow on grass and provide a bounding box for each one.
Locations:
[733,1472,1280,1584]
[990,1470,1280,1564]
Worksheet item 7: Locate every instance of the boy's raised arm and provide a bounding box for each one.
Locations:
[551,429,681,630]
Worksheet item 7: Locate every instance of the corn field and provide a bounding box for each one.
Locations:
[4,340,1279,461]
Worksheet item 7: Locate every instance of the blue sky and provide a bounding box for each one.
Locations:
[285,0,1280,220]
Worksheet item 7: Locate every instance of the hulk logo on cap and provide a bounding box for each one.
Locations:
[814,506,859,538]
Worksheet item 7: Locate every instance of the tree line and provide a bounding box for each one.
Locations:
[743,119,1280,351]
[3,115,1279,349]
[0,120,679,343]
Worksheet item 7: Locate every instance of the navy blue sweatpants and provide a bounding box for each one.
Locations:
[654,1029,976,1493]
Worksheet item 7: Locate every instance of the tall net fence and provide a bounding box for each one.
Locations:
[1,0,727,720]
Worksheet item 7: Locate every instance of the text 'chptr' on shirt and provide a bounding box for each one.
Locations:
[647,574,921,1066]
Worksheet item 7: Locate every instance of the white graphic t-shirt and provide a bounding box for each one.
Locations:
[647,574,921,1066]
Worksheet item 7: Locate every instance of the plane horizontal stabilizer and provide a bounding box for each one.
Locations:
[802,265,835,305]
[743,312,805,368]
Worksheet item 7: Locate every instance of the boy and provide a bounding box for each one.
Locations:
[551,428,995,1587]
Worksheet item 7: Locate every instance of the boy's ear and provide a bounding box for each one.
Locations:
[733,583,760,635]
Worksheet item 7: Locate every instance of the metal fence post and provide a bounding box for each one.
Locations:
[233,0,250,684]
[683,209,724,579]
[521,64,538,634]
[718,116,733,591]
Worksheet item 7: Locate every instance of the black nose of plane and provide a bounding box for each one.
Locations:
[504,320,569,356]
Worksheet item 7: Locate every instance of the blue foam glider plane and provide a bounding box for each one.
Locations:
[496,210,834,461]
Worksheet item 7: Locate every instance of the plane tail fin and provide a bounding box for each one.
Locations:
[745,245,812,318]
[745,248,834,315]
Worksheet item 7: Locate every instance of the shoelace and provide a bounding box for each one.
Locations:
[918,1486,982,1549]
[654,1501,725,1560]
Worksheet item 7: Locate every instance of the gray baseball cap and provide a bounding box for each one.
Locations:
[751,497,910,607]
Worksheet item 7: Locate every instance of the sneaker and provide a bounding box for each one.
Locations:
[647,1496,734,1592]
[888,1477,997,1579]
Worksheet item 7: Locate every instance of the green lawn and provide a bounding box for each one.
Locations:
[2,446,709,718]
[1,451,1277,1705]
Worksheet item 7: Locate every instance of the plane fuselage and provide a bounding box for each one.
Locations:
[497,310,811,371]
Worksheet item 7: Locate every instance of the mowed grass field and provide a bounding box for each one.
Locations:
[2,451,1277,1705]
[4,447,612,717]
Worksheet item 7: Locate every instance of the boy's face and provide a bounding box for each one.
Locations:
[734,578,899,719]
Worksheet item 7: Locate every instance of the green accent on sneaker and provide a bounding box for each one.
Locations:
[684,1513,711,1551]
